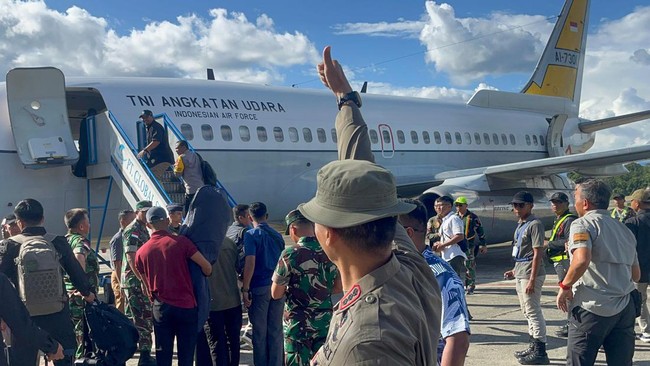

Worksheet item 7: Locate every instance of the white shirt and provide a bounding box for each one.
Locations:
[438,211,467,262]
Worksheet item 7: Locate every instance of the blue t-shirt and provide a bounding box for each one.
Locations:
[243,222,284,288]
[109,229,123,269]
[422,247,470,364]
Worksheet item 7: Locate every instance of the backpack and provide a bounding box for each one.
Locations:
[84,301,139,365]
[13,233,66,316]
[196,153,217,186]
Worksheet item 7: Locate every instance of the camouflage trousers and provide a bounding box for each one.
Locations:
[69,293,89,358]
[285,335,326,366]
[465,241,477,288]
[123,285,153,351]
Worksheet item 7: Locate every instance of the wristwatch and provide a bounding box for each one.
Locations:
[337,91,362,110]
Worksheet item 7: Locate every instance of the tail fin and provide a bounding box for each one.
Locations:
[521,0,590,106]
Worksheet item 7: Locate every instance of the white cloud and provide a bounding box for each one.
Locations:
[332,20,424,38]
[0,1,319,83]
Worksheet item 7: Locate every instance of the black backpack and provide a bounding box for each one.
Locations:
[196,153,217,186]
[84,302,139,366]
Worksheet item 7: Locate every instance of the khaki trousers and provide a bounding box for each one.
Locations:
[516,276,547,342]
[150,162,171,181]
[111,270,125,313]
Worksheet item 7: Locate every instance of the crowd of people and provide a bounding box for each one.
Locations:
[0,45,648,366]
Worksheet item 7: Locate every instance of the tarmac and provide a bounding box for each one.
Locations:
[98,236,650,365]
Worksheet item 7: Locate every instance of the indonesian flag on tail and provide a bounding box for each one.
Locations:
[569,21,578,32]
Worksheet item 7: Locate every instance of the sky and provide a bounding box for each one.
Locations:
[1,0,649,151]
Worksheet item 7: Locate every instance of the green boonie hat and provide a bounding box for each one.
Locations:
[298,160,415,228]
[454,196,468,205]
[285,209,307,235]
[630,188,650,203]
[135,200,153,211]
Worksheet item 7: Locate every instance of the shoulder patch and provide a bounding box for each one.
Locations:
[339,284,362,311]
[573,232,589,242]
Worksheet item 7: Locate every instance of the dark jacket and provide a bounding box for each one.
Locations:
[547,210,577,256]
[0,272,59,366]
[0,226,92,295]
[625,209,650,282]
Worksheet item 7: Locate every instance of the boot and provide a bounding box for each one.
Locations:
[518,340,550,365]
[514,336,534,358]
[555,322,569,337]
[138,350,157,366]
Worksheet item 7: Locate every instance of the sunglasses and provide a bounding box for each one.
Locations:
[512,203,528,208]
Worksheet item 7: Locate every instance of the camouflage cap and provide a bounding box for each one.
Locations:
[285,209,308,235]
[135,200,152,211]
[630,188,650,203]
[298,160,415,228]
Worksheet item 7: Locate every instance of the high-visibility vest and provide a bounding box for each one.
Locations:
[548,212,576,262]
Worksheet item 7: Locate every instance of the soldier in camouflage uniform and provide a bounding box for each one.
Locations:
[454,197,487,295]
[63,208,99,358]
[122,200,156,366]
[271,209,341,366]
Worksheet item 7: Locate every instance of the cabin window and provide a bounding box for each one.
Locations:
[220,125,232,141]
[422,131,430,144]
[382,130,391,144]
[331,128,337,143]
[474,132,481,145]
[501,133,508,145]
[273,127,284,142]
[525,135,531,145]
[455,132,462,144]
[492,133,499,145]
[434,131,442,144]
[257,126,267,142]
[239,126,250,142]
[397,130,405,144]
[411,131,419,144]
[539,135,545,146]
[201,124,213,141]
[483,133,490,145]
[510,134,516,145]
[369,129,379,144]
[464,132,472,145]
[444,132,452,144]
[180,124,194,140]
[289,127,299,142]
[533,135,538,146]
[316,128,326,143]
[303,128,313,143]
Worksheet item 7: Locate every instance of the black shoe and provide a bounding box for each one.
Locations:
[138,350,156,366]
[518,340,550,365]
[555,323,569,338]
[514,337,534,358]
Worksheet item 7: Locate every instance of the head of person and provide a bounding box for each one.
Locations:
[629,188,650,212]
[166,204,183,226]
[64,208,90,236]
[248,202,268,224]
[434,196,454,217]
[175,140,189,155]
[285,209,314,244]
[139,110,154,125]
[549,192,570,216]
[2,214,20,238]
[397,198,428,252]
[298,160,415,262]
[454,196,468,215]
[510,191,534,220]
[612,193,626,209]
[233,204,251,226]
[575,179,611,217]
[146,206,169,231]
[117,209,135,229]
[135,200,152,222]
[14,198,44,230]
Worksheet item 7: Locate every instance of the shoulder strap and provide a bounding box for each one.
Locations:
[259,225,285,251]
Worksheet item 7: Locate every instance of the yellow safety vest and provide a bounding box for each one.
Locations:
[548,212,576,262]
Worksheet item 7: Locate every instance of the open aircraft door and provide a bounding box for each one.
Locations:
[6,67,78,168]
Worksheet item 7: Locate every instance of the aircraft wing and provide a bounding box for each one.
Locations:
[435,144,650,182]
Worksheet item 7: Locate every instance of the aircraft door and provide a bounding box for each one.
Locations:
[6,67,78,168]
[546,114,568,157]
[377,124,395,159]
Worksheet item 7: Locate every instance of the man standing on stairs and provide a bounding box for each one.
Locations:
[136,110,174,181]
[173,140,204,214]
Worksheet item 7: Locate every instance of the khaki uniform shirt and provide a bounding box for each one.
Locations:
[512,215,545,279]
[311,104,441,365]
[569,209,638,317]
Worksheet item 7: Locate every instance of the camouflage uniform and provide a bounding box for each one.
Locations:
[272,237,338,366]
[458,209,486,290]
[121,219,153,352]
[64,233,99,358]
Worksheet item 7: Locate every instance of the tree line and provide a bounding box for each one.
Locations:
[568,162,650,196]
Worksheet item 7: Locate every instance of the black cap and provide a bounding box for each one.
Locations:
[1,214,16,226]
[146,206,168,223]
[612,193,625,200]
[510,191,534,204]
[549,192,569,203]
[166,204,183,213]
[139,110,153,118]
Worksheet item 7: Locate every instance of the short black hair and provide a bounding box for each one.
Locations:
[118,209,134,221]
[399,198,427,227]
[248,202,268,220]
[435,195,454,206]
[64,208,88,229]
[176,140,189,148]
[233,204,250,220]
[332,216,397,254]
[14,198,44,225]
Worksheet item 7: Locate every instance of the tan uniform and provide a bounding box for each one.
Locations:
[311,104,441,365]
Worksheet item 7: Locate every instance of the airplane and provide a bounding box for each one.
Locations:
[0,0,649,247]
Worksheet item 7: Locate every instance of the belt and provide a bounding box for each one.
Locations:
[514,257,533,263]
